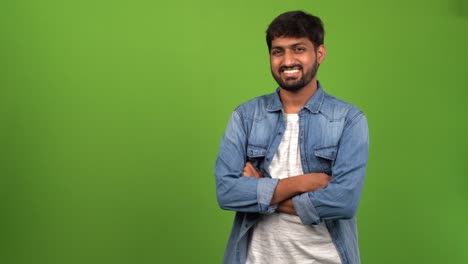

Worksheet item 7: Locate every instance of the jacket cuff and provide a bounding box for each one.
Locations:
[293,193,321,225]
[257,178,280,214]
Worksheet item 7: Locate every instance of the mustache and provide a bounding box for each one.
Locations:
[279,64,303,72]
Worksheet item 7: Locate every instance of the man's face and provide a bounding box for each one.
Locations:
[269,37,325,92]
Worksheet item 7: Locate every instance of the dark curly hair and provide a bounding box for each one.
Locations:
[266,11,325,51]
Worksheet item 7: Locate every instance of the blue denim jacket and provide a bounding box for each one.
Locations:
[215,83,369,264]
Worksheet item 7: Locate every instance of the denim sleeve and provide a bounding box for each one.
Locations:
[215,110,279,214]
[293,113,369,225]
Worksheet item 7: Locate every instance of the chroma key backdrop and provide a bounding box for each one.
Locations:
[1,1,467,263]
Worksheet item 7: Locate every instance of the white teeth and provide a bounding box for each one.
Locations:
[284,69,299,74]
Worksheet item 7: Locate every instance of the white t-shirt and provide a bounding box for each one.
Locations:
[246,114,341,264]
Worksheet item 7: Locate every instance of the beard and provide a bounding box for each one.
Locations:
[272,58,319,92]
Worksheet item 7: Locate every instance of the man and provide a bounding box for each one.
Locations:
[215,10,369,264]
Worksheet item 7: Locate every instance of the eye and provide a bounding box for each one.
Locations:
[294,46,306,53]
[271,49,283,56]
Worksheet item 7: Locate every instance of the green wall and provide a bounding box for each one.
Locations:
[1,0,467,263]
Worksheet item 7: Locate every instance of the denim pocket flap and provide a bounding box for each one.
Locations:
[247,145,267,158]
[314,146,338,160]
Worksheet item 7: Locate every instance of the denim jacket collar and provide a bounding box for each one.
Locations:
[266,81,325,113]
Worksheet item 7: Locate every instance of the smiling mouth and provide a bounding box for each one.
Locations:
[283,69,300,74]
[281,67,302,79]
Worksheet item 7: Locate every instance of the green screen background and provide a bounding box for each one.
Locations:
[1,0,467,263]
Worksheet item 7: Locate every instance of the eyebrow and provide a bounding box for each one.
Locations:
[271,42,308,50]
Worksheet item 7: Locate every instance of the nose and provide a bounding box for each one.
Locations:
[282,49,297,67]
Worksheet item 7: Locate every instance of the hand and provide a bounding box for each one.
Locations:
[277,198,297,215]
[243,161,263,179]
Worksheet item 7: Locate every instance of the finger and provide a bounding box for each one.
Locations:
[245,162,255,170]
[243,165,256,177]
[245,162,256,173]
[247,163,261,177]
[243,162,254,173]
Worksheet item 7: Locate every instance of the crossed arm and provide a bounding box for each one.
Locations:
[216,110,368,223]
[242,162,331,215]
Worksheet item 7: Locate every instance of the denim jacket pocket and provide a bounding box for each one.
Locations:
[314,146,338,174]
[247,144,267,158]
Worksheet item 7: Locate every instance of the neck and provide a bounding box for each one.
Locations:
[279,79,318,114]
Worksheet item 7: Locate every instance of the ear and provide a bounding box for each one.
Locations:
[316,45,326,64]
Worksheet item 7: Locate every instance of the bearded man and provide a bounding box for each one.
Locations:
[215,10,369,264]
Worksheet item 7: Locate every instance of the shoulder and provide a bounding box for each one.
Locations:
[233,91,276,120]
[320,91,366,127]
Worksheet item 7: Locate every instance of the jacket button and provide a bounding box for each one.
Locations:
[278,132,282,135]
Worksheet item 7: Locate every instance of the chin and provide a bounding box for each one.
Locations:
[281,83,306,92]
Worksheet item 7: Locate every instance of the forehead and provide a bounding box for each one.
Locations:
[271,37,314,48]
